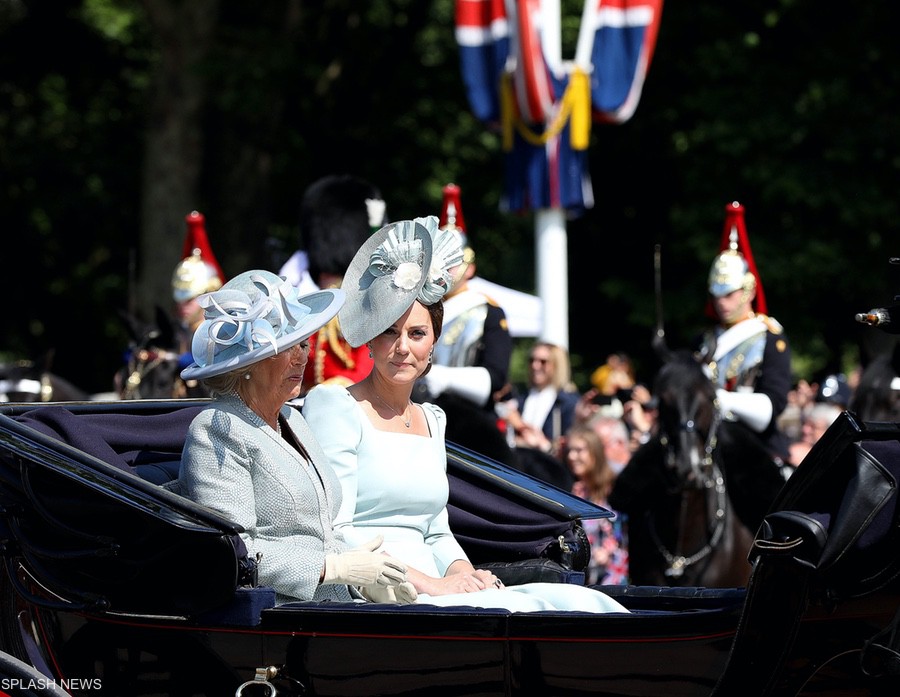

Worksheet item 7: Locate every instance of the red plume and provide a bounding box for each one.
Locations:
[439,183,467,234]
[719,201,766,315]
[705,201,767,319]
[181,211,225,282]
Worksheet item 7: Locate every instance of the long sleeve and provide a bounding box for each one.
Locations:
[178,398,352,603]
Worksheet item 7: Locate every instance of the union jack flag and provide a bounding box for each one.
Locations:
[455,0,663,215]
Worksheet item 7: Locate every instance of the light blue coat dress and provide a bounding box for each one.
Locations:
[303,385,628,613]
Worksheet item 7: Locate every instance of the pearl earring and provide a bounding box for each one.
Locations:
[244,373,251,380]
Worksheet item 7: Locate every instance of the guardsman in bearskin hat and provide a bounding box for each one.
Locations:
[415,183,515,464]
[698,201,792,465]
[278,174,387,393]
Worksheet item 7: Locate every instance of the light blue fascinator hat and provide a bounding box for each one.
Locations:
[339,215,464,348]
[181,270,345,380]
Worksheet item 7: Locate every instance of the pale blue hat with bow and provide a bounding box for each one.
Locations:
[339,216,464,348]
[181,270,345,380]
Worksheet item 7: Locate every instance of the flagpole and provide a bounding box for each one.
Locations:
[533,0,569,350]
[455,0,662,352]
[535,207,569,349]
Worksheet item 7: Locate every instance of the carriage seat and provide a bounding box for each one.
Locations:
[9,404,587,601]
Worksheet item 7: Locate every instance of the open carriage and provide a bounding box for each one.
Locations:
[0,398,898,696]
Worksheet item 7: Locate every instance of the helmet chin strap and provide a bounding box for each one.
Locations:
[446,261,471,297]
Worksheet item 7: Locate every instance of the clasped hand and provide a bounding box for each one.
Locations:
[323,535,407,587]
[429,568,504,595]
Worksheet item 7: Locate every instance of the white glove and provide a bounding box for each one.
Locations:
[360,581,418,604]
[716,388,774,433]
[423,364,492,406]
[323,535,407,587]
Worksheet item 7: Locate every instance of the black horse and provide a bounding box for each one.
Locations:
[609,350,787,587]
[850,341,900,423]
[0,352,90,403]
[115,308,209,400]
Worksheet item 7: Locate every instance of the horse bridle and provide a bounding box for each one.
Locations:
[650,401,729,578]
[121,348,180,400]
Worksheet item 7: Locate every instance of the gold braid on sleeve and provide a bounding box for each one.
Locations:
[313,317,356,386]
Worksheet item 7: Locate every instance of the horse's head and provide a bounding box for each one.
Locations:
[653,350,721,487]
[850,344,900,422]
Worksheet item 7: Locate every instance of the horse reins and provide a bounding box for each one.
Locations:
[650,403,729,579]
[122,348,180,400]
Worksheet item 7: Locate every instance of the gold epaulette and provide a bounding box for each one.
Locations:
[758,313,784,335]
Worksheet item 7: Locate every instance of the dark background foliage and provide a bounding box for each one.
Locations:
[1,0,898,394]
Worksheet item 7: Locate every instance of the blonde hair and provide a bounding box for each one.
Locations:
[202,368,243,398]
[532,341,575,392]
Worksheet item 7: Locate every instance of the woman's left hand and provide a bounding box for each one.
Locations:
[470,568,504,590]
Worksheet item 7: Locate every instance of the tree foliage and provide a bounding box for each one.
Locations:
[1,0,898,393]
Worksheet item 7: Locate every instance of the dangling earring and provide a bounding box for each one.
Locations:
[368,344,373,359]
[244,372,251,380]
[428,350,433,364]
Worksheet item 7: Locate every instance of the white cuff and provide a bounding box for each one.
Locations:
[716,389,773,433]
[425,364,492,406]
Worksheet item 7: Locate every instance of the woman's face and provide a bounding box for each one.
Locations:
[252,341,310,403]
[566,435,594,479]
[528,345,554,389]
[370,301,435,385]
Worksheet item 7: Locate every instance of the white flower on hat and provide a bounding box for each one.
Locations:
[393,261,422,290]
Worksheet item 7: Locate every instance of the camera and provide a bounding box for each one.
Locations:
[615,388,634,403]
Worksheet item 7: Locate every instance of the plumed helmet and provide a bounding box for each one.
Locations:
[705,201,767,313]
[172,249,223,303]
[708,248,755,298]
[172,211,225,303]
[439,182,475,267]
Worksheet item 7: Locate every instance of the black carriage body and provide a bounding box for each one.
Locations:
[0,401,898,696]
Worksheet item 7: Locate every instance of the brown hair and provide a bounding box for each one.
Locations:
[565,424,615,501]
[418,300,444,378]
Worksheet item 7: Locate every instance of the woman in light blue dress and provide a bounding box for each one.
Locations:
[303,217,627,613]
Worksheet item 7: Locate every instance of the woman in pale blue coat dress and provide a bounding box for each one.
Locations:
[303,217,628,613]
[168,270,415,605]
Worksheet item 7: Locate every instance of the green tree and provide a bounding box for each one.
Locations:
[1,0,898,395]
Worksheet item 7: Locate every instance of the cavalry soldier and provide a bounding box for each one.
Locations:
[416,183,514,463]
[698,201,792,464]
[169,211,225,398]
[119,211,223,400]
